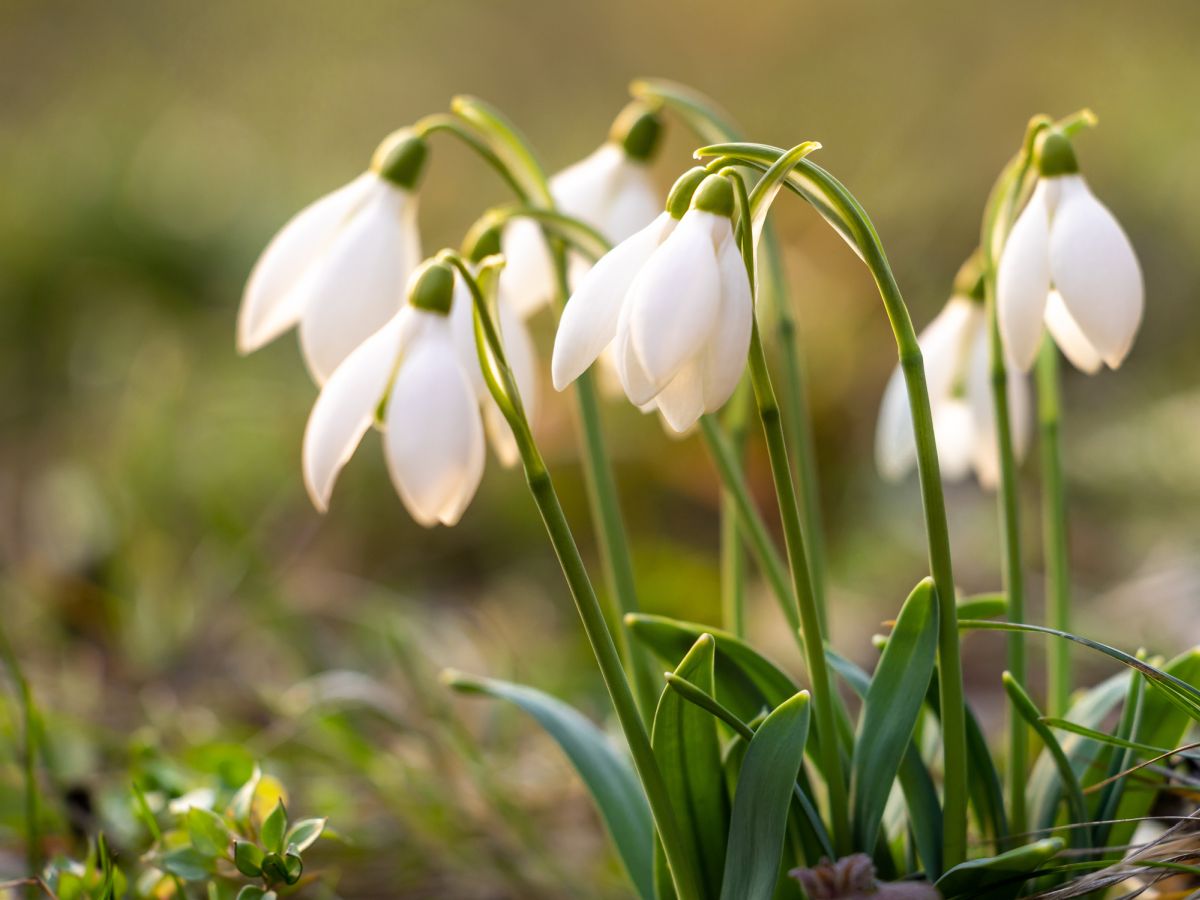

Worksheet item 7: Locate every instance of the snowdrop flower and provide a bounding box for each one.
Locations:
[501,103,664,316]
[876,294,1031,489]
[302,258,536,526]
[552,169,753,434]
[997,129,1143,373]
[238,131,428,385]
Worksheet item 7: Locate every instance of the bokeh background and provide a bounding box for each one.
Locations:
[2,1,1199,896]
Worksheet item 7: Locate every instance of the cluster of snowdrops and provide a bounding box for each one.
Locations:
[235,80,1200,900]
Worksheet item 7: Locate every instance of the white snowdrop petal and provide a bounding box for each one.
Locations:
[551,212,675,391]
[701,229,753,411]
[627,211,722,388]
[449,277,488,400]
[383,323,485,527]
[297,185,420,384]
[964,325,999,490]
[920,298,982,404]
[1007,360,1033,463]
[654,360,706,433]
[301,309,412,511]
[997,182,1053,371]
[932,399,975,482]
[238,172,378,354]
[614,315,660,406]
[874,365,917,481]
[601,163,662,243]
[500,217,558,317]
[1048,176,1144,369]
[1044,289,1104,374]
[550,144,624,224]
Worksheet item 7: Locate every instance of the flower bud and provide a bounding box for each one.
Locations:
[690,173,735,218]
[952,249,985,302]
[1035,128,1079,178]
[665,166,709,219]
[407,259,456,315]
[464,222,503,264]
[372,130,430,189]
[609,102,664,162]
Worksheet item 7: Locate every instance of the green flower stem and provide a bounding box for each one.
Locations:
[1037,340,1071,718]
[549,257,661,724]
[427,103,659,722]
[718,383,753,638]
[699,415,797,635]
[0,621,41,882]
[746,321,851,857]
[980,128,1043,842]
[452,257,701,900]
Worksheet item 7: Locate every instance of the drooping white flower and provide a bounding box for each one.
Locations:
[302,259,537,526]
[552,170,753,434]
[875,296,1032,489]
[997,130,1143,373]
[500,104,663,317]
[238,131,428,385]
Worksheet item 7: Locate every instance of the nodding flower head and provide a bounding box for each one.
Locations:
[500,102,666,317]
[552,169,753,434]
[302,256,537,527]
[997,127,1143,373]
[876,282,1032,490]
[238,130,429,385]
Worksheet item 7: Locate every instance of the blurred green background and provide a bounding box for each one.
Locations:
[2,1,1199,895]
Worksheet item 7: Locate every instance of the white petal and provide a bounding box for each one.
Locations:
[964,323,1032,490]
[238,172,376,353]
[700,228,753,411]
[484,302,538,467]
[383,321,485,527]
[1007,358,1033,463]
[449,277,488,400]
[551,144,624,225]
[1048,175,1143,369]
[1044,289,1104,374]
[932,398,975,482]
[874,364,916,481]
[550,212,675,391]
[500,217,557,317]
[599,162,661,242]
[874,297,980,482]
[627,210,722,388]
[654,360,706,433]
[297,183,421,384]
[997,181,1053,371]
[614,313,659,406]
[301,308,413,511]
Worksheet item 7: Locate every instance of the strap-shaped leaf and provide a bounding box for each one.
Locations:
[651,635,730,900]
[827,648,942,878]
[443,671,654,900]
[719,691,811,900]
[935,838,1063,900]
[851,579,939,859]
[626,614,797,723]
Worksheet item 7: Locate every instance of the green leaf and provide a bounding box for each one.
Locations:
[450,95,551,205]
[260,799,287,854]
[233,841,264,877]
[626,614,797,723]
[1107,647,1200,849]
[1041,717,1166,757]
[1002,673,1089,849]
[827,648,943,877]
[956,593,1007,620]
[720,691,811,900]
[186,806,233,858]
[161,846,213,882]
[229,766,261,828]
[260,852,289,885]
[235,888,269,900]
[651,635,730,899]
[443,670,654,900]
[935,837,1063,900]
[284,817,326,853]
[851,578,938,858]
[282,850,303,885]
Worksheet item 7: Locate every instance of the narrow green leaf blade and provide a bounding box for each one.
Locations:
[851,579,939,856]
[443,670,654,900]
[935,837,1063,900]
[719,691,811,900]
[651,634,730,899]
